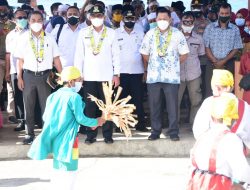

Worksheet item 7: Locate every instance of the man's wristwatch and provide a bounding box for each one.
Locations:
[114,74,120,77]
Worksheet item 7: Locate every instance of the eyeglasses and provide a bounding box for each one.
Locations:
[182,20,194,26]
[16,16,27,20]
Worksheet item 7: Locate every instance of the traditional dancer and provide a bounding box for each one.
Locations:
[188,93,250,190]
[28,66,105,190]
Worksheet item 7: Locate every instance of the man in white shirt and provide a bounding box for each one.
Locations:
[16,11,62,145]
[5,9,28,131]
[74,5,120,144]
[140,7,189,141]
[116,6,148,132]
[51,6,83,68]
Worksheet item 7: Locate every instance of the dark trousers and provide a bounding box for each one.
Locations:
[23,71,51,137]
[147,83,179,136]
[120,73,145,127]
[81,81,113,139]
[11,74,24,120]
[205,59,235,98]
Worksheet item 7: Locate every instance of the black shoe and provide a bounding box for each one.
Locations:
[14,122,25,131]
[85,138,96,144]
[78,126,87,134]
[104,138,114,144]
[115,127,121,133]
[136,127,149,132]
[8,116,18,124]
[170,134,180,141]
[148,134,160,141]
[23,136,34,145]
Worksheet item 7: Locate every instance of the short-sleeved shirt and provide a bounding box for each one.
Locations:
[15,30,60,72]
[140,27,190,84]
[203,21,243,60]
[115,27,144,74]
[6,29,27,74]
[180,32,205,81]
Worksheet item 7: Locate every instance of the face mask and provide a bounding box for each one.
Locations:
[113,13,122,22]
[71,82,82,93]
[244,27,250,34]
[150,22,157,29]
[219,16,230,23]
[181,25,194,33]
[91,18,104,27]
[235,18,245,26]
[30,23,43,32]
[16,19,28,29]
[124,21,135,29]
[67,16,79,26]
[209,18,217,22]
[157,20,169,30]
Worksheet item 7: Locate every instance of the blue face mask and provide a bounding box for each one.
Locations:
[16,19,28,29]
[149,22,157,29]
[244,27,250,34]
[71,82,82,93]
[235,18,245,26]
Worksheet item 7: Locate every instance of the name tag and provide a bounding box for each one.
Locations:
[118,38,123,41]
[85,37,91,39]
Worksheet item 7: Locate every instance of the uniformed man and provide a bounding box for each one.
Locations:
[5,9,28,131]
[116,6,148,132]
[16,11,62,145]
[110,4,123,29]
[0,0,16,123]
[74,5,120,144]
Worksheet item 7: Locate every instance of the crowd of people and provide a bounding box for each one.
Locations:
[0,0,250,189]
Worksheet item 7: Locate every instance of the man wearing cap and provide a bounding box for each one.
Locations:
[0,0,15,120]
[16,11,62,145]
[74,5,120,144]
[140,7,189,141]
[193,69,250,152]
[110,4,123,29]
[116,6,148,132]
[51,6,83,68]
[28,66,105,190]
[188,93,250,190]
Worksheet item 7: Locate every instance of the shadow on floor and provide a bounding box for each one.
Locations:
[0,178,50,187]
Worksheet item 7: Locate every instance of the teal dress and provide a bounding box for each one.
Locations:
[28,87,98,171]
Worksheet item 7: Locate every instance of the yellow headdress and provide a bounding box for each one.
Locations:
[57,66,81,85]
[211,69,234,88]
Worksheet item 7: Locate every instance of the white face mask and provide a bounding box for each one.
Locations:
[157,20,169,30]
[235,18,245,26]
[91,18,104,27]
[30,23,43,32]
[181,25,194,33]
[72,82,82,93]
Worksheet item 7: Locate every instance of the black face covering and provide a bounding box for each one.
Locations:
[67,16,79,26]
[124,21,135,29]
[219,16,230,23]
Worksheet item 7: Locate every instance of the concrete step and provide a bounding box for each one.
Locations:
[0,122,195,160]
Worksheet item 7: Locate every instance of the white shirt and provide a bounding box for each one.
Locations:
[74,26,120,81]
[15,30,60,72]
[193,96,250,149]
[191,124,250,184]
[115,27,144,74]
[5,29,27,74]
[51,23,84,68]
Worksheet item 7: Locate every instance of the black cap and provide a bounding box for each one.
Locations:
[89,5,104,14]
[112,4,123,12]
[0,0,9,6]
[171,1,186,13]
[122,5,135,16]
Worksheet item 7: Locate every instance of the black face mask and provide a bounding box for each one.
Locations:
[219,16,230,23]
[209,18,217,22]
[124,21,135,29]
[67,16,79,26]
